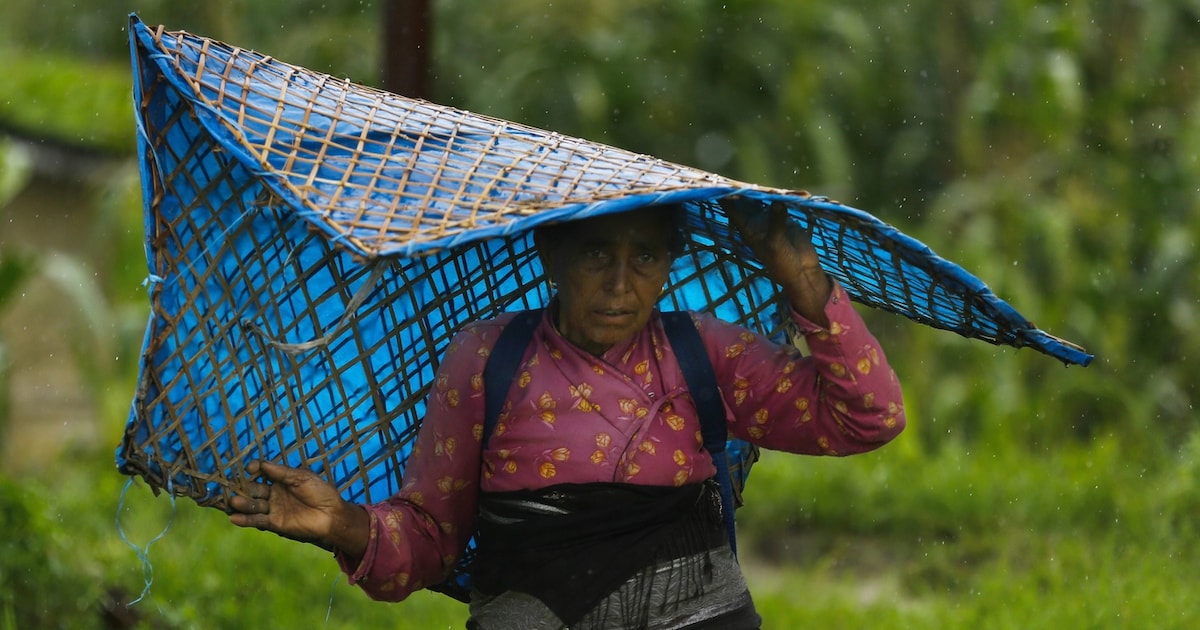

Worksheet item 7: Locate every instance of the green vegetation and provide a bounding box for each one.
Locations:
[0,50,134,155]
[1,0,1197,627]
[741,436,1200,628]
[1,447,467,628]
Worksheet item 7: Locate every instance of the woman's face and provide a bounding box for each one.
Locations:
[537,210,675,355]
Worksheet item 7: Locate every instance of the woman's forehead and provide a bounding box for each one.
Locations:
[561,210,673,244]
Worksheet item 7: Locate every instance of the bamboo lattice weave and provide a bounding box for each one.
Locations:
[119,15,1091,601]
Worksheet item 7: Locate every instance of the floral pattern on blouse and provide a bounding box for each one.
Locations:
[338,281,905,600]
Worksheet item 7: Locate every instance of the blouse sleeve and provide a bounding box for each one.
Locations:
[334,321,496,601]
[699,280,906,455]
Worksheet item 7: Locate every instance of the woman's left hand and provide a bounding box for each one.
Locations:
[721,196,832,326]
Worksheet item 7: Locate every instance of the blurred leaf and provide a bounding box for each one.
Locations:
[0,140,33,208]
[0,49,134,155]
[0,141,36,310]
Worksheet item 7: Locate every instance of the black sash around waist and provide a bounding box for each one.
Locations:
[471,479,727,626]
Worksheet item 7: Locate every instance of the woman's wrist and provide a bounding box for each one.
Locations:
[323,501,371,560]
[779,266,832,328]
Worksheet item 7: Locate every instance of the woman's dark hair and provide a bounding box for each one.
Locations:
[533,203,689,259]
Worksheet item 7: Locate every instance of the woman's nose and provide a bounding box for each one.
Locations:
[603,259,632,292]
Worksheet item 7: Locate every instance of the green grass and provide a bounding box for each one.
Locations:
[733,433,1200,629]
[3,447,467,629]
[5,430,1198,629]
[746,529,1198,629]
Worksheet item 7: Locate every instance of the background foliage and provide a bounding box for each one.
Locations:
[0,0,1197,627]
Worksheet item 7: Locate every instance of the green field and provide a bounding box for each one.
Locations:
[2,1,1197,628]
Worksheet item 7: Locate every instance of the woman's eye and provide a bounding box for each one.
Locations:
[579,249,610,267]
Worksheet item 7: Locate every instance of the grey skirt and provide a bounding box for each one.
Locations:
[467,546,761,630]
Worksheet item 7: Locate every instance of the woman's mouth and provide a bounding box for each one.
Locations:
[596,308,634,320]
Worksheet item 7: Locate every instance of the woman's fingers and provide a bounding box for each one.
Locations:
[722,196,798,248]
[229,493,269,514]
[254,460,294,482]
[244,481,271,500]
[229,461,278,520]
[767,200,790,234]
[229,510,271,530]
[723,197,806,257]
[721,197,766,245]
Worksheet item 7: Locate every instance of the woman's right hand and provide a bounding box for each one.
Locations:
[229,461,369,561]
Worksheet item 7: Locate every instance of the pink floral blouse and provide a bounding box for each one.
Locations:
[338,281,905,600]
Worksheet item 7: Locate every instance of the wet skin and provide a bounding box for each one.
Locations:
[535,211,676,356]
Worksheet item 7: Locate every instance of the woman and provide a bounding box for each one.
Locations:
[229,198,906,629]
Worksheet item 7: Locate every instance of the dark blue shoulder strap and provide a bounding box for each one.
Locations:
[660,311,740,557]
[482,309,543,450]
